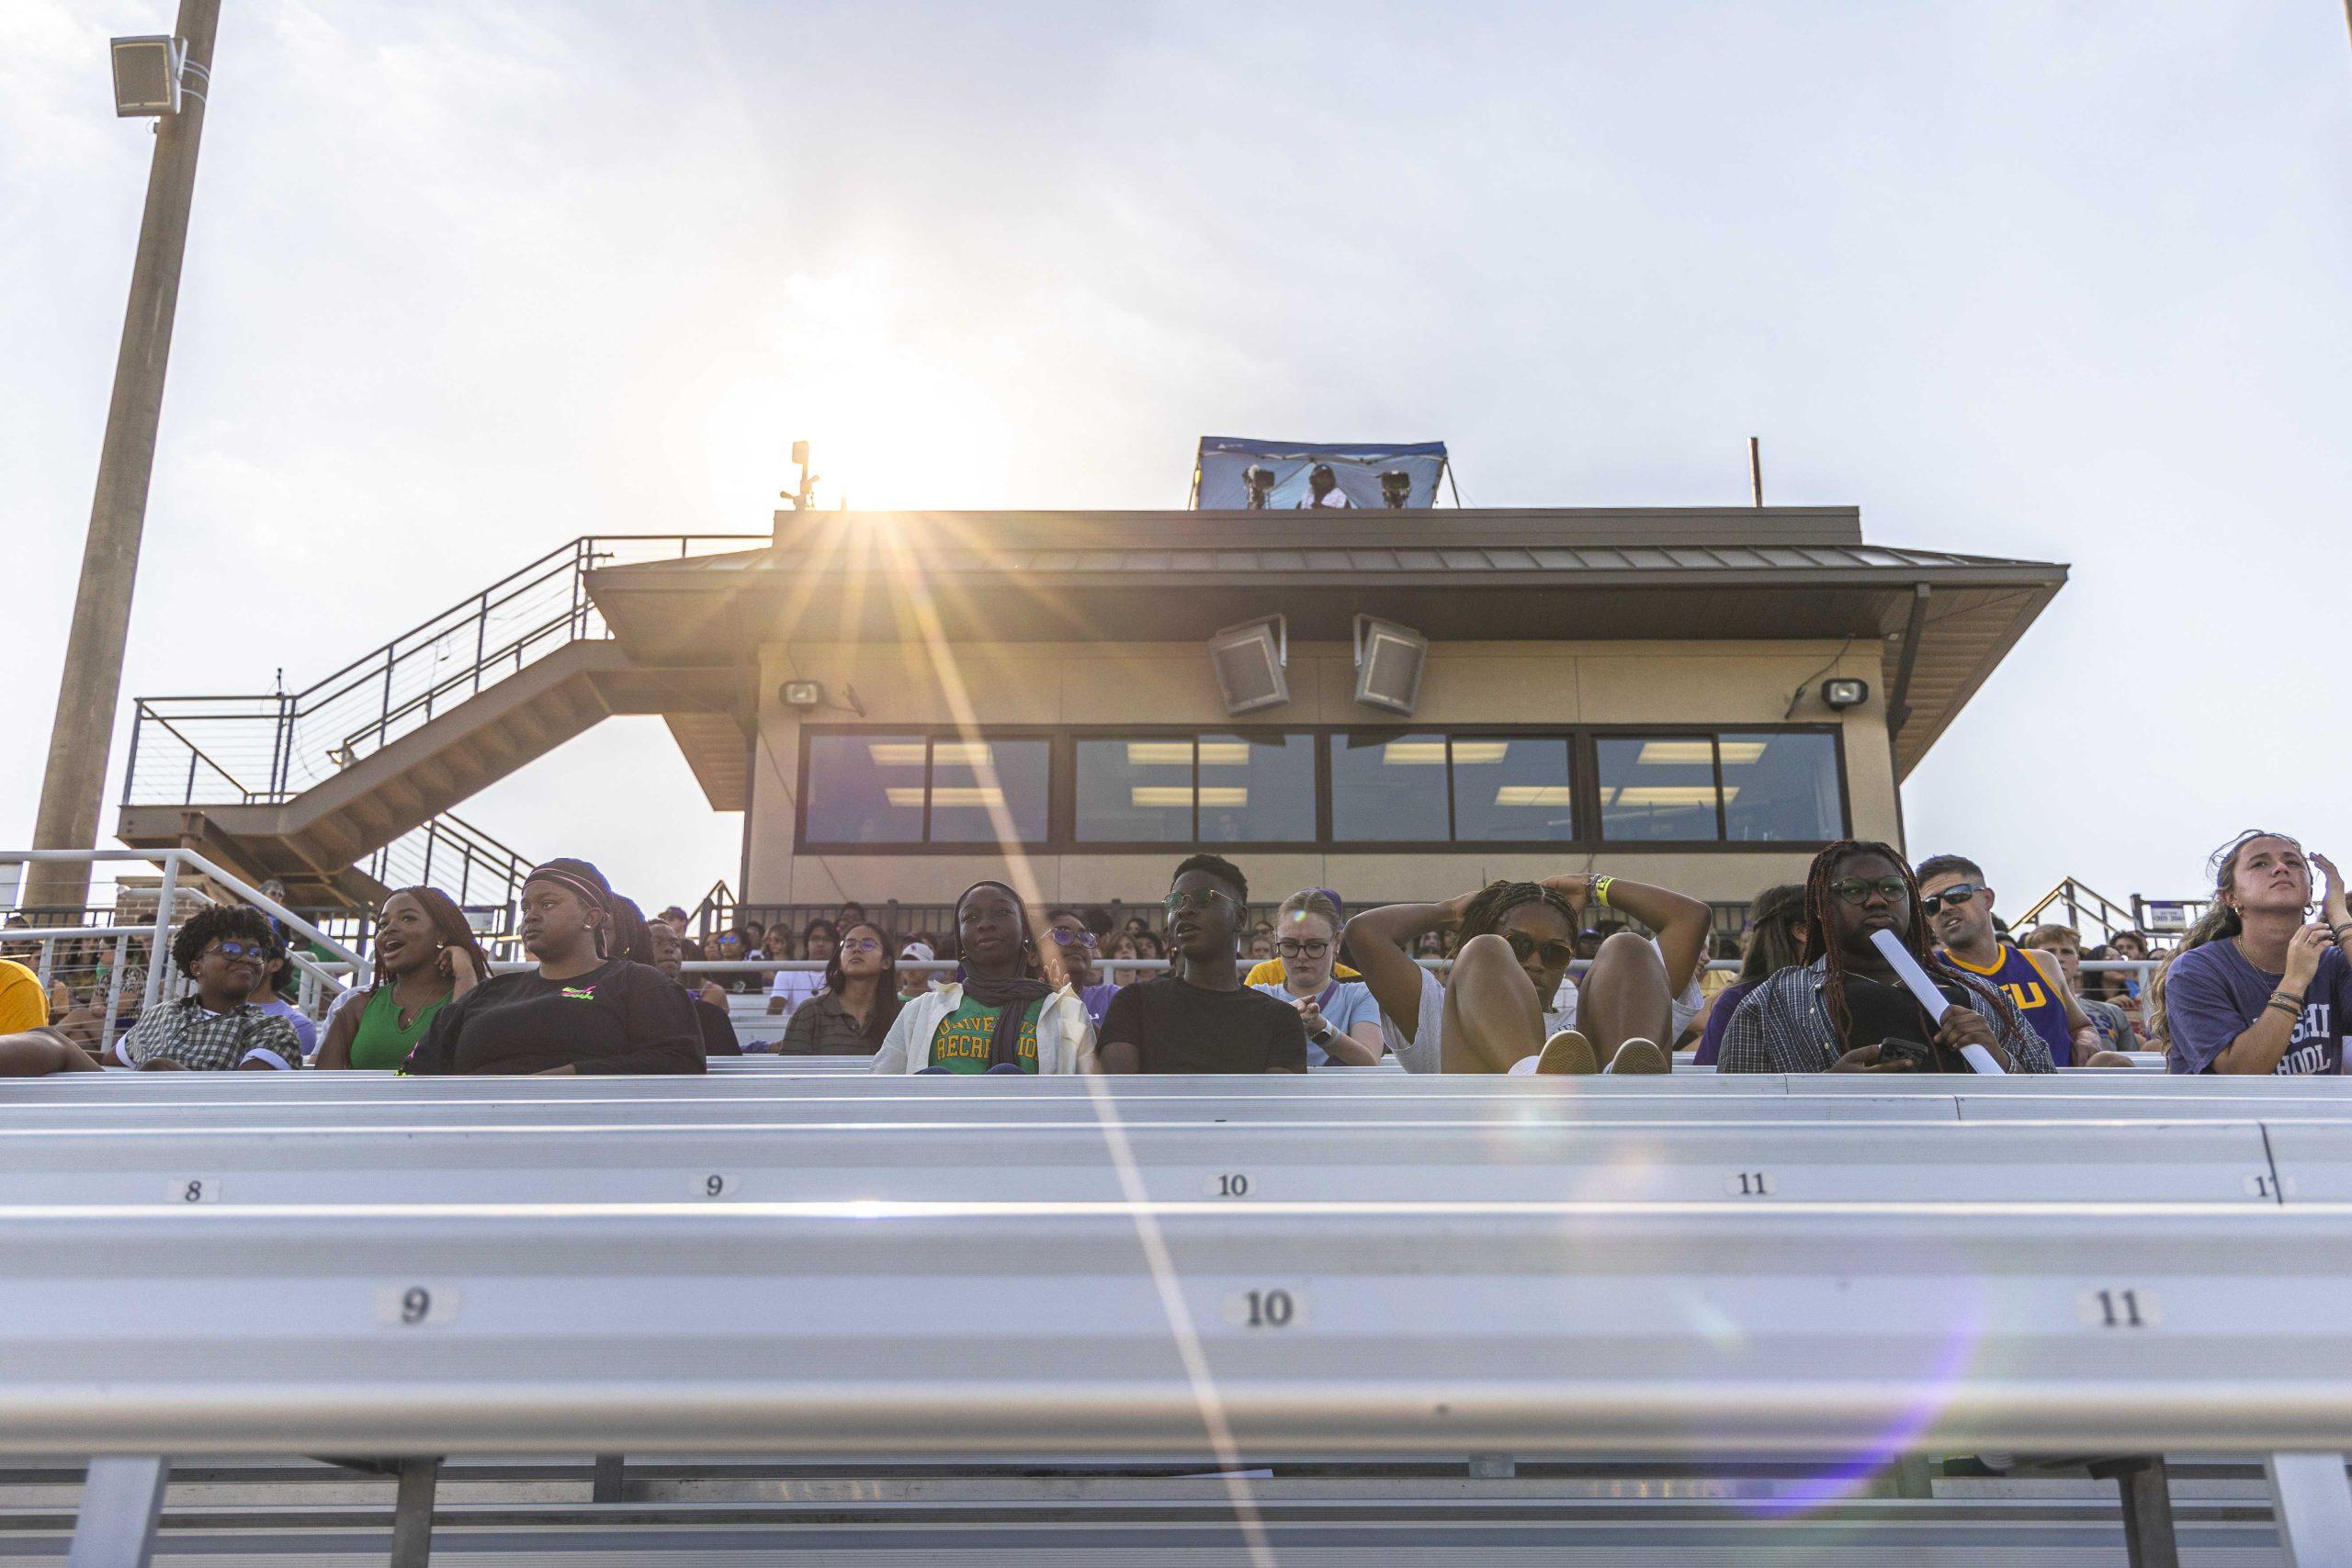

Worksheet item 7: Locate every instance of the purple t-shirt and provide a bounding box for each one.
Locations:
[2164,941,2351,1076]
[1695,977,1761,1066]
[1077,983,1119,1032]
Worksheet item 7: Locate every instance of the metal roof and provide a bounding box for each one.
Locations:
[584,508,2067,781]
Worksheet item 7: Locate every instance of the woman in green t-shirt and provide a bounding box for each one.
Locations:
[318,887,491,1069]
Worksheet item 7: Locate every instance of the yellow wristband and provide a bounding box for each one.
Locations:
[1591,875,1613,908]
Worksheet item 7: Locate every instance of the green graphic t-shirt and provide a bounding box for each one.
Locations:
[927,995,1045,1074]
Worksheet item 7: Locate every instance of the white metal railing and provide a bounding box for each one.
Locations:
[1,851,363,1055]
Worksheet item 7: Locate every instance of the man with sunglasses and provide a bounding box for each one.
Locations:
[1719,843,2051,1074]
[1917,854,2108,1068]
[1094,855,1306,1074]
[111,906,306,1071]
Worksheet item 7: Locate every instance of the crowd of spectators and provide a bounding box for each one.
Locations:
[0,829,2340,1081]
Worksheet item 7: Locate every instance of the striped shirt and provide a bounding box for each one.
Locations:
[1718,956,2052,1074]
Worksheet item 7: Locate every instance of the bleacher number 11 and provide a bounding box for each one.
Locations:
[2080,1288,2156,1329]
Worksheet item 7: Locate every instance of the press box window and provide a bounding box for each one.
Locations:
[803,734,1048,845]
[1075,734,1314,844]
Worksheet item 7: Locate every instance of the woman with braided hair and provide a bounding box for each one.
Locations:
[1347,872,1713,1074]
[1717,841,2050,1074]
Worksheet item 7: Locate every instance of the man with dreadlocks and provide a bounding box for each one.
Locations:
[1347,872,1712,1074]
[1718,841,2051,1074]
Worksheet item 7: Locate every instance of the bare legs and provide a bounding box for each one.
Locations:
[1441,934,1544,1074]
[1440,931,1674,1075]
[1579,932,1674,1071]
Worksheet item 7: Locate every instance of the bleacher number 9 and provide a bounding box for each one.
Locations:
[1226,1289,1302,1329]
[699,1173,740,1199]
[376,1284,460,1327]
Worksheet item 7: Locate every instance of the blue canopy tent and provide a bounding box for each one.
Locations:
[1191,437,1453,510]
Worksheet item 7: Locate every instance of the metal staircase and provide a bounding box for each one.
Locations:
[117,535,763,912]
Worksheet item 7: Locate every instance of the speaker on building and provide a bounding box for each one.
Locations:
[1208,616,1289,716]
[1353,616,1428,715]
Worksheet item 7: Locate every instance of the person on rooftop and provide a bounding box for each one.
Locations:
[317,887,488,1069]
[1296,462,1353,509]
[111,905,306,1071]
[874,883,1094,1074]
[402,859,703,1076]
[1348,873,1711,1075]
[1719,841,2050,1074]
[2154,830,2352,1075]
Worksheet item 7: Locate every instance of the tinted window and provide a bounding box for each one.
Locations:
[1450,737,1575,842]
[1720,731,1842,841]
[1198,733,1316,843]
[1329,733,1450,842]
[803,733,927,843]
[1075,738,1194,843]
[927,738,1049,843]
[1599,736,1722,841]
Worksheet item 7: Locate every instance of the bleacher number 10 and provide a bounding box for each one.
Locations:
[1225,1289,1302,1329]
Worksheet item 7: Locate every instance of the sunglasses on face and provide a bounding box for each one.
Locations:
[1164,888,1240,917]
[1046,928,1098,949]
[1830,876,1911,907]
[1275,939,1330,958]
[1500,931,1577,968]
[1917,883,1985,915]
[837,937,882,955]
[203,941,271,962]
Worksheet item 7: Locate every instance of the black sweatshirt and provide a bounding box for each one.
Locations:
[402,958,705,1076]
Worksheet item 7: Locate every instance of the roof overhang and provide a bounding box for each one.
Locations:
[585,507,2065,780]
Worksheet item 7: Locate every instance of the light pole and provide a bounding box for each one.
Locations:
[24,0,222,914]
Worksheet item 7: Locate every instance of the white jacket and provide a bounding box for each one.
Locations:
[870,981,1098,1075]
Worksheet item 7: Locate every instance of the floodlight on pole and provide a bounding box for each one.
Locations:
[24,0,222,915]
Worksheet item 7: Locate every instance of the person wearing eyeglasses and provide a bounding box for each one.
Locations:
[1718,841,2051,1074]
[1094,856,1306,1074]
[110,906,307,1071]
[781,919,900,1055]
[1347,874,1711,1075]
[1250,890,1383,1066]
[873,883,1096,1073]
[1038,908,1121,1030]
[1917,854,2111,1068]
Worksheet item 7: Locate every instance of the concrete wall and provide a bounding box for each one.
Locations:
[745,638,1898,912]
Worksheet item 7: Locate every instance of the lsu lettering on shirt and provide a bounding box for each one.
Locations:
[1941,942,2075,1066]
[926,995,1042,1074]
[2163,941,2352,1077]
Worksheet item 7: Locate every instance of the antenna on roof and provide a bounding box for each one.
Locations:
[1749,436,1763,506]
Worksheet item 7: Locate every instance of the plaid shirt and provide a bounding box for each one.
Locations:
[117,996,304,1071]
[1718,956,2053,1074]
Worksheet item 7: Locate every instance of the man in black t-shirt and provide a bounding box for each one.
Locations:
[1096,855,1306,1075]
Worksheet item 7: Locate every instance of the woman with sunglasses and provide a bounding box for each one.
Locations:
[873,882,1096,1073]
[781,920,903,1054]
[1040,908,1121,1030]
[1348,873,1712,1075]
[1250,890,1383,1066]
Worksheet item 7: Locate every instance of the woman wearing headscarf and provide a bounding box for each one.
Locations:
[870,881,1095,1074]
[402,859,704,1076]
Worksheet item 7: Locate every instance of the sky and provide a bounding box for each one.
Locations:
[6,1,2350,921]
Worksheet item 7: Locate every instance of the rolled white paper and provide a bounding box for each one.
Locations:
[1867,929,2004,1075]
[1869,928,1952,1022]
